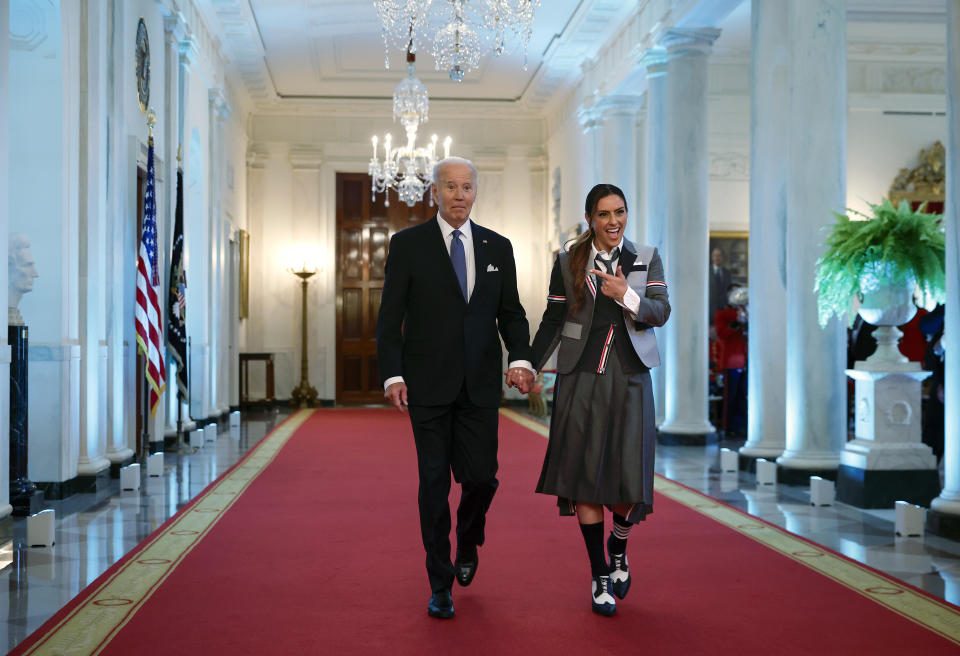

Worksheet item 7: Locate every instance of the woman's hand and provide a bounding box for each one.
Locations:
[589,266,629,303]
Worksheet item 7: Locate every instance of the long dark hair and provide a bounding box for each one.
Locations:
[567,184,628,310]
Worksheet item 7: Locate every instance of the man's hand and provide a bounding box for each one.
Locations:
[589,266,629,302]
[505,368,535,395]
[384,381,408,412]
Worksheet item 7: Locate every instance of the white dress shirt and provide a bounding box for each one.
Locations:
[383,214,533,392]
[590,240,642,317]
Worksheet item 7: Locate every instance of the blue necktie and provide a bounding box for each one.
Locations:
[450,229,468,301]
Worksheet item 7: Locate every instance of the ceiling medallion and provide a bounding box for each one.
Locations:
[373,0,540,82]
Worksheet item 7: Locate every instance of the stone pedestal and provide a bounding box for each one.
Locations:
[9,325,42,516]
[837,364,940,508]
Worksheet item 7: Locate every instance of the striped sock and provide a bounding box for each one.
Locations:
[608,513,633,554]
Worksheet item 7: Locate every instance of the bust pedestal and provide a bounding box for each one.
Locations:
[9,323,43,516]
[836,359,940,508]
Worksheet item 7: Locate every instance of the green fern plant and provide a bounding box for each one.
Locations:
[814,198,945,327]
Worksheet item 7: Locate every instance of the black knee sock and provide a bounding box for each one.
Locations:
[579,521,610,577]
[608,513,633,555]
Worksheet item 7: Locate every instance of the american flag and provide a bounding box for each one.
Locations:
[135,136,167,417]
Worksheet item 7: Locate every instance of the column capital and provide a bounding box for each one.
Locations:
[661,28,721,57]
[577,103,601,133]
[289,148,324,170]
[209,87,231,120]
[178,37,199,67]
[596,95,641,122]
[639,46,669,76]
[163,11,187,45]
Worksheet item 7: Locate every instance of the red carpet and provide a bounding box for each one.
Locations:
[12,409,960,655]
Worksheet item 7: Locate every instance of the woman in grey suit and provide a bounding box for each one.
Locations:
[530,183,671,616]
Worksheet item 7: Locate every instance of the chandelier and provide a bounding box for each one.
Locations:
[369,53,452,207]
[373,0,541,82]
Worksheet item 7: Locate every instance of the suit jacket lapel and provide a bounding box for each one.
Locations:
[470,222,487,305]
[430,216,467,303]
[620,239,638,272]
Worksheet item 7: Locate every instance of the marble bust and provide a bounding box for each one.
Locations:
[9,233,39,326]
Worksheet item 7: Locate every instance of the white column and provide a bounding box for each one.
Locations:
[0,0,12,519]
[929,0,960,527]
[740,0,788,460]
[658,28,720,443]
[105,0,134,463]
[208,89,230,417]
[161,8,187,437]
[577,105,601,190]
[76,0,110,476]
[777,0,847,477]
[596,96,640,242]
[642,47,669,426]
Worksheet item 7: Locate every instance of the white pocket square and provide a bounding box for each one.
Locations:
[487,264,499,272]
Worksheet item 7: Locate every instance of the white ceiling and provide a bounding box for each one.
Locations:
[196,0,948,116]
[249,0,583,101]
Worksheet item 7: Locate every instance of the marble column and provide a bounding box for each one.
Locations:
[160,8,191,439]
[658,28,720,444]
[776,0,847,481]
[105,0,135,465]
[0,0,12,519]
[596,96,641,242]
[740,0,788,463]
[928,0,960,538]
[577,104,601,191]
[76,0,110,477]
[642,47,669,426]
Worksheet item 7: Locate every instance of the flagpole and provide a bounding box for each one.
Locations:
[175,145,188,454]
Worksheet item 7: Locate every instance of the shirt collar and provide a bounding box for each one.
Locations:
[437,214,472,242]
[591,238,624,260]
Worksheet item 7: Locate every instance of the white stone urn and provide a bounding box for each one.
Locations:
[855,263,918,371]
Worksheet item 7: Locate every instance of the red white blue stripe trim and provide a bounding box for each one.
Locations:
[597,325,615,374]
[586,276,597,298]
[547,294,566,302]
[646,281,666,288]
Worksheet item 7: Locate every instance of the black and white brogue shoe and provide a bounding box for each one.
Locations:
[591,575,616,616]
[608,548,631,600]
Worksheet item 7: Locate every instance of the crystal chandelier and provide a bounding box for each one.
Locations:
[374,0,541,82]
[369,52,453,207]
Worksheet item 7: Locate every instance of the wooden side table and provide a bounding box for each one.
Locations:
[239,353,275,406]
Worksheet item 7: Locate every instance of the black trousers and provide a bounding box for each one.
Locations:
[408,383,499,593]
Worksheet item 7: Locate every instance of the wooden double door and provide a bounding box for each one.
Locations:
[335,173,431,404]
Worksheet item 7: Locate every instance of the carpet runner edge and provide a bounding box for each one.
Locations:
[12,409,315,656]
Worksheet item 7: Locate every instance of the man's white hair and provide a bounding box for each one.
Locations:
[432,157,478,185]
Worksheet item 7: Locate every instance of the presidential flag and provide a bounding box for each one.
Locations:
[135,135,167,417]
[167,159,188,401]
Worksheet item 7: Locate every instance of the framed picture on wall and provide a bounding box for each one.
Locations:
[709,231,748,286]
[238,229,250,319]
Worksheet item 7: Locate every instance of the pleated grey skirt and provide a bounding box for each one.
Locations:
[536,348,656,524]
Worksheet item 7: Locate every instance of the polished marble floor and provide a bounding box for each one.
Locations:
[1,407,958,653]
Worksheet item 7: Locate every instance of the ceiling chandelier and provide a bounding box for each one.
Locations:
[369,51,452,207]
[373,0,541,82]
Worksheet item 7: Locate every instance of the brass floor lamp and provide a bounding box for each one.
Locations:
[289,265,319,407]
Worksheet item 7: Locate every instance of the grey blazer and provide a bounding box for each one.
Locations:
[531,239,670,375]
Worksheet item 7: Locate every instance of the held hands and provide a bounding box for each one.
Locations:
[384,381,408,412]
[505,367,535,395]
[589,266,628,302]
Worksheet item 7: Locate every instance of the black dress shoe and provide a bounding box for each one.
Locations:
[454,550,478,587]
[428,589,454,619]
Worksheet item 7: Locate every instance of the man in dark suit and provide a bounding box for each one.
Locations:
[709,247,733,325]
[376,157,534,619]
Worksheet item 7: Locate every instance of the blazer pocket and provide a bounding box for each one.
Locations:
[629,264,648,272]
[561,321,582,339]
